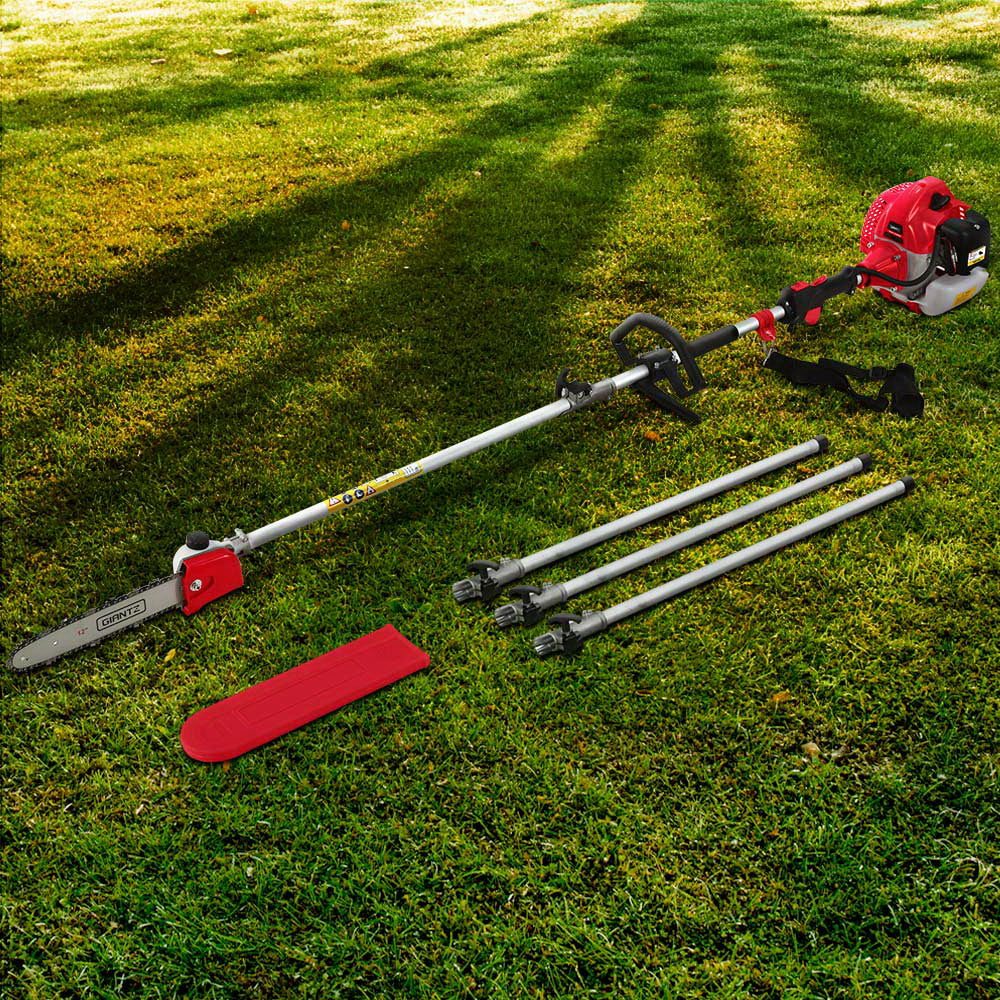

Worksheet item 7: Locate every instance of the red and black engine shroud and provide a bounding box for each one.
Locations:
[779,176,990,325]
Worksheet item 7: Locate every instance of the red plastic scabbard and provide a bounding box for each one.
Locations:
[180,625,430,762]
[181,548,244,615]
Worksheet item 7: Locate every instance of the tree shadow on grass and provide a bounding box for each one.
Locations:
[2,16,541,170]
[2,18,561,362]
[3,7,703,626]
[6,10,714,360]
[6,0,996,631]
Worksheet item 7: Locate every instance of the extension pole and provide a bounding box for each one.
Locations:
[452,436,830,603]
[171,364,653,569]
[238,308,791,560]
[495,454,869,627]
[532,477,915,656]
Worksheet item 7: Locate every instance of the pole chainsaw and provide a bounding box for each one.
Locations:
[6,176,990,672]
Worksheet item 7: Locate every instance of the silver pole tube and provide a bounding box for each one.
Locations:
[533,477,914,655]
[454,435,830,603]
[518,437,825,575]
[419,366,648,475]
[242,366,651,552]
[496,454,867,627]
[595,476,909,630]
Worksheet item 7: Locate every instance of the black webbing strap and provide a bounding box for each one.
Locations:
[762,351,924,419]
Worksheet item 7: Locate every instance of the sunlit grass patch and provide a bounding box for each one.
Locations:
[2,2,999,998]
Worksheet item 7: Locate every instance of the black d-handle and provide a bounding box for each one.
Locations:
[609,313,706,396]
[608,313,706,424]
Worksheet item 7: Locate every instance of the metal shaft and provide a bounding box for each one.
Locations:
[453,435,829,603]
[518,436,823,575]
[533,477,914,656]
[496,454,867,627]
[239,366,651,553]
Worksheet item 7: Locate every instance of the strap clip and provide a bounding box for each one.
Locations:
[752,308,778,343]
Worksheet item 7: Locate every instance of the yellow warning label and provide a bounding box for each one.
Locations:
[326,463,423,510]
[951,286,979,309]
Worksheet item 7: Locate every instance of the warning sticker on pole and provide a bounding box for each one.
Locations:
[326,463,423,510]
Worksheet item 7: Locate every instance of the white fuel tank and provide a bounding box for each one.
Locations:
[885,268,989,316]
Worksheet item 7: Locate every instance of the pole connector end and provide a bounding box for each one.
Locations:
[532,632,562,658]
[494,603,522,629]
[453,560,507,603]
[504,584,549,627]
[451,578,481,604]
[535,613,587,656]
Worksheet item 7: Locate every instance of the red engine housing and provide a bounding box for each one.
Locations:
[777,175,989,326]
[858,176,971,293]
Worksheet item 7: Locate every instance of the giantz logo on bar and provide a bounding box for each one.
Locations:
[97,600,147,632]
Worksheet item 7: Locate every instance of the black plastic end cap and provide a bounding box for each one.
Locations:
[901,475,917,495]
[815,435,830,454]
[857,453,873,473]
[186,530,211,550]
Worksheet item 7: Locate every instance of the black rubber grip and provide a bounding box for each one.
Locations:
[778,266,860,325]
[687,324,740,359]
[609,312,678,346]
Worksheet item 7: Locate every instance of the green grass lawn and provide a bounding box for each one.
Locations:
[2,1,998,997]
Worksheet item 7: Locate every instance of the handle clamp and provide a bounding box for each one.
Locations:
[554,368,594,405]
[609,313,706,424]
[547,612,587,654]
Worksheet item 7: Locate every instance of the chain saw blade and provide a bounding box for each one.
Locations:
[6,574,184,673]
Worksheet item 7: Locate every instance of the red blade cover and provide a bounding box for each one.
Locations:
[181,625,429,762]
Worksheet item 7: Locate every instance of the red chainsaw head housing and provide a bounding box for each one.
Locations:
[857,176,990,315]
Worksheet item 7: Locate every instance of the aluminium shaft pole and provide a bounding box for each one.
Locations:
[533,476,915,656]
[171,364,653,569]
[241,366,651,552]
[495,454,869,627]
[452,435,830,603]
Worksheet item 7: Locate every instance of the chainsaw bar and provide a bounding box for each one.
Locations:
[6,574,184,673]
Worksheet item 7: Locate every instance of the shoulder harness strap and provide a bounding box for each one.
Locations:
[762,351,924,419]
